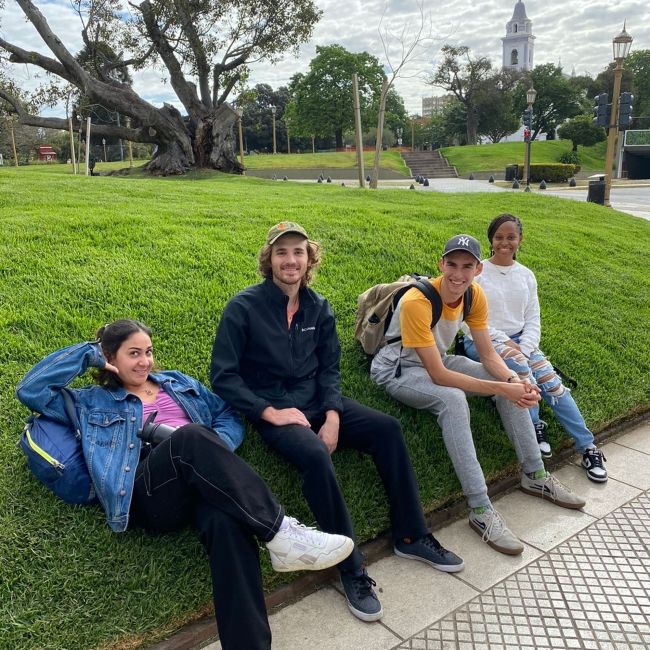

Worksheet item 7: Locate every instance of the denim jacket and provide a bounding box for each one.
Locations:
[16,342,243,532]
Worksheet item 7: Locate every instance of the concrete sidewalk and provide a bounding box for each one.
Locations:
[204,420,650,650]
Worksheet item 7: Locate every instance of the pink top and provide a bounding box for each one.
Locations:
[142,389,192,428]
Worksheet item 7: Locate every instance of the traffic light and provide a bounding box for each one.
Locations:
[593,93,610,128]
[618,92,634,129]
[522,106,533,129]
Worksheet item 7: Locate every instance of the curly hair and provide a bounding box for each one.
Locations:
[258,238,322,287]
[93,319,153,388]
[487,213,523,258]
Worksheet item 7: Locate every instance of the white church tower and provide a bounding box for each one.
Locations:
[502,1,535,71]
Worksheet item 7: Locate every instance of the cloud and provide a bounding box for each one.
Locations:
[2,0,648,118]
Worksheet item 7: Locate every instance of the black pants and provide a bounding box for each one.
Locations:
[256,397,428,572]
[130,424,284,650]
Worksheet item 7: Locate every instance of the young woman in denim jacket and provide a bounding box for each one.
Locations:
[16,319,353,650]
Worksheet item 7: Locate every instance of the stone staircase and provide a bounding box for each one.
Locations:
[401,150,458,179]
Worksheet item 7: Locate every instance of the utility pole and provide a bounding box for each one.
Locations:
[68,117,77,173]
[85,117,91,176]
[10,121,19,167]
[352,73,365,188]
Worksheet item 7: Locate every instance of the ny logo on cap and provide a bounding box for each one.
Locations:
[458,236,470,247]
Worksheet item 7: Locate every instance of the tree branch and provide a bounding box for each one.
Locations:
[0,89,157,142]
[0,37,74,83]
[138,0,205,118]
[14,0,88,85]
[172,0,212,108]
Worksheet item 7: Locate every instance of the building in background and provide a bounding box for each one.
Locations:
[502,1,535,72]
[36,145,57,162]
[422,95,453,118]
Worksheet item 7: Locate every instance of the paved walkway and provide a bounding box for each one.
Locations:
[205,421,650,650]
[418,178,650,222]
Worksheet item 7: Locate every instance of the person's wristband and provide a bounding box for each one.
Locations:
[506,374,518,383]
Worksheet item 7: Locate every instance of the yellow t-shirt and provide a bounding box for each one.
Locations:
[399,277,489,354]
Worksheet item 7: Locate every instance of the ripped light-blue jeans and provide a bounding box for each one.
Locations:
[463,336,595,452]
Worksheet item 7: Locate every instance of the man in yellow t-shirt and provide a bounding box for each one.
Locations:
[371,234,585,556]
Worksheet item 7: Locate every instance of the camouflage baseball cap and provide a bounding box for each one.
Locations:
[266,221,309,245]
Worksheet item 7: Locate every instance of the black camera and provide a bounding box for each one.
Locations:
[137,411,178,446]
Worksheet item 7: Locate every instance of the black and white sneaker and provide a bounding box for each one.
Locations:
[582,448,608,483]
[534,420,552,458]
[340,569,383,622]
[394,534,464,572]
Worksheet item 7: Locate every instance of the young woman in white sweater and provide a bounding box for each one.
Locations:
[462,214,607,483]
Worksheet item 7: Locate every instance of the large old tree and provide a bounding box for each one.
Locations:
[0,0,320,174]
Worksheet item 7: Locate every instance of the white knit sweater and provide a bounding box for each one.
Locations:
[468,259,541,358]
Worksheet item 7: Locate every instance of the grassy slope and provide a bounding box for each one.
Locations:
[441,140,608,175]
[223,150,408,172]
[1,164,649,649]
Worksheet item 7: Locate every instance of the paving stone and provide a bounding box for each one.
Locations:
[395,492,650,649]
[611,422,650,454]
[594,442,650,489]
[332,554,478,640]
[487,488,596,551]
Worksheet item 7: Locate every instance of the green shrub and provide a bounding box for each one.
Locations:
[529,163,578,183]
[558,151,581,166]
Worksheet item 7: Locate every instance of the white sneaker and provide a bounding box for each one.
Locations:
[266,517,354,572]
[520,471,586,509]
[469,507,524,556]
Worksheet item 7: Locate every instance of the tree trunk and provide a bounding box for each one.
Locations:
[466,108,478,146]
[199,103,244,173]
[144,102,243,176]
[335,129,343,149]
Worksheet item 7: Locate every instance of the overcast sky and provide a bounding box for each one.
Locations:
[2,0,649,117]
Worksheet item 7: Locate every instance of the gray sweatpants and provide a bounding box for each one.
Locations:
[371,354,544,508]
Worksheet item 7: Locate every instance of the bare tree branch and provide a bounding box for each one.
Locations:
[0,37,73,82]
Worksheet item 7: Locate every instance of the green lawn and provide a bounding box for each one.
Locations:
[44,150,409,175]
[1,164,649,649]
[231,150,408,173]
[441,140,608,175]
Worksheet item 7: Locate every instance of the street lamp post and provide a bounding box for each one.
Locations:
[270,105,277,154]
[604,24,633,207]
[523,85,537,191]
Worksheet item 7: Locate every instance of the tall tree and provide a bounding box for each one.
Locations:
[0,0,320,175]
[515,64,585,140]
[430,44,493,145]
[238,84,290,153]
[626,49,650,121]
[476,69,521,143]
[286,44,384,148]
[557,115,606,152]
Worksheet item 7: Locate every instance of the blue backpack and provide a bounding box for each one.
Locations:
[18,389,97,505]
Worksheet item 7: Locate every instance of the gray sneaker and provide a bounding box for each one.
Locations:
[469,507,524,556]
[520,471,586,509]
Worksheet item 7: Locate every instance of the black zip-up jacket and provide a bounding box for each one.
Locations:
[210,278,344,421]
